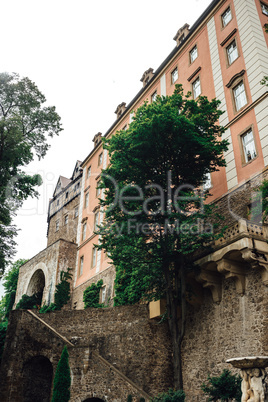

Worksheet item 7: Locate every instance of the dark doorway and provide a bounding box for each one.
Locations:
[26,269,45,305]
[22,355,53,402]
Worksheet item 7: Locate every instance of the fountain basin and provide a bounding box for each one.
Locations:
[226,356,268,369]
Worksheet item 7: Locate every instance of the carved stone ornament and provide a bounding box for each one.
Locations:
[227,357,268,402]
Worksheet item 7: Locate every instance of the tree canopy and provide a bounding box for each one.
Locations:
[98,85,228,389]
[0,72,62,275]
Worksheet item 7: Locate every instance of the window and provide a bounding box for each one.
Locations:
[55,220,59,232]
[241,129,257,163]
[233,81,247,111]
[94,210,99,231]
[74,207,79,218]
[66,191,69,199]
[221,6,232,27]
[87,166,91,179]
[92,247,97,267]
[171,67,178,84]
[79,256,84,276]
[192,77,201,99]
[226,39,238,65]
[151,91,157,102]
[96,182,101,197]
[82,222,87,241]
[261,2,268,15]
[75,182,80,191]
[190,45,198,63]
[98,152,103,166]
[122,125,127,131]
[100,286,106,304]
[57,199,59,206]
[64,215,68,225]
[84,192,89,208]
[203,173,212,190]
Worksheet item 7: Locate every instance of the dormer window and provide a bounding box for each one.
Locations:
[173,23,190,46]
[93,132,102,148]
[140,68,154,87]
[115,102,126,119]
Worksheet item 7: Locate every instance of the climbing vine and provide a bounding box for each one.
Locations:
[83,279,104,309]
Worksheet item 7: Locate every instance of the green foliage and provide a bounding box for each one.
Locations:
[83,279,104,308]
[1,259,27,318]
[127,395,133,402]
[98,85,228,388]
[201,369,242,401]
[150,389,185,401]
[39,268,72,313]
[15,292,42,310]
[0,72,62,274]
[250,180,268,223]
[51,345,71,402]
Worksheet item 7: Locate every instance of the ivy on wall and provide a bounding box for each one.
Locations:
[83,279,104,309]
[39,268,72,313]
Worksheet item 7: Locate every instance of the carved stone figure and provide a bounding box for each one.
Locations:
[241,368,266,402]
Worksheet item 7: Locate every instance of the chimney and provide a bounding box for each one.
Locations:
[173,23,190,46]
[140,68,154,87]
[92,132,102,148]
[115,102,127,119]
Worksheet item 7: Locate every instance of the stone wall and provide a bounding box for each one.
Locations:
[14,239,77,307]
[181,269,268,400]
[72,266,116,309]
[47,195,80,246]
[0,305,173,401]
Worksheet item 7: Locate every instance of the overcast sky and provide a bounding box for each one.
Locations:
[1,0,212,295]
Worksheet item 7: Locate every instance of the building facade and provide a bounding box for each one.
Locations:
[2,0,268,400]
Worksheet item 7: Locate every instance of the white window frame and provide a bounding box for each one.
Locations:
[241,129,257,164]
[84,192,89,208]
[74,207,79,218]
[151,91,157,102]
[87,166,91,179]
[261,1,268,15]
[82,222,87,241]
[100,286,106,304]
[56,220,60,232]
[94,211,99,231]
[64,215,68,225]
[192,77,201,99]
[98,152,103,166]
[233,81,247,111]
[190,45,198,63]
[171,67,178,84]
[92,247,97,267]
[203,173,212,190]
[222,6,232,27]
[226,39,238,65]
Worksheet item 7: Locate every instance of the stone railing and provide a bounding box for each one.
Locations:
[215,219,268,248]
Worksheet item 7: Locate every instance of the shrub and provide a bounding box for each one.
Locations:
[39,268,72,313]
[150,389,185,402]
[51,345,71,402]
[201,369,242,401]
[83,279,104,308]
[16,291,42,310]
[127,396,133,402]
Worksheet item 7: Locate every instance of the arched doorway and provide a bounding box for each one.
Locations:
[26,269,45,305]
[22,355,53,402]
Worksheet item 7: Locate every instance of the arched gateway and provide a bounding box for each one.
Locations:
[26,269,45,305]
[22,355,53,402]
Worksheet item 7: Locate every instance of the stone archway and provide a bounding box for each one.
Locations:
[26,269,45,305]
[22,355,53,402]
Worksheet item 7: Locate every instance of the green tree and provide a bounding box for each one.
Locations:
[0,258,27,363]
[0,72,62,275]
[98,85,228,389]
[51,345,71,402]
[201,369,241,401]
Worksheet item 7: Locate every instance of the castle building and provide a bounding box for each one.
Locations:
[1,0,268,401]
